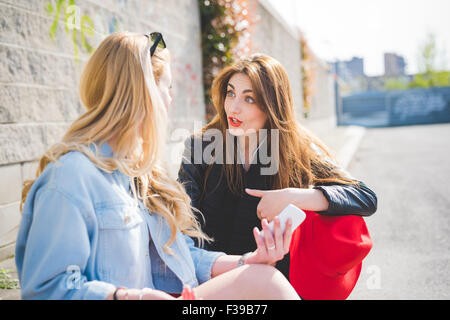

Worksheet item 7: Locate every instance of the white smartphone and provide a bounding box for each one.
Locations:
[260,204,306,240]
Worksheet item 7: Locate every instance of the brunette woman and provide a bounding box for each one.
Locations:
[178,53,377,280]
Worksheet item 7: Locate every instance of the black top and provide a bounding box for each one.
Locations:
[177,136,378,279]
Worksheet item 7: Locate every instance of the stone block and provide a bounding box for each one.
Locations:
[0,202,21,247]
[21,161,39,183]
[0,84,83,124]
[0,123,69,165]
[0,164,22,205]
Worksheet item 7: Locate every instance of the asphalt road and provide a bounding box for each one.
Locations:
[347,123,450,299]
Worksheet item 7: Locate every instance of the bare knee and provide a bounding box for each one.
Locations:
[194,264,299,300]
[241,264,281,281]
[238,264,299,299]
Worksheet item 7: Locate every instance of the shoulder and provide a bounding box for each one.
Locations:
[38,151,110,205]
[54,150,105,183]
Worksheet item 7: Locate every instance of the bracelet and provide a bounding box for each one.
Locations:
[237,252,252,267]
[113,287,127,300]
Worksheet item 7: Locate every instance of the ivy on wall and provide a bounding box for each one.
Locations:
[300,34,317,119]
[198,0,251,122]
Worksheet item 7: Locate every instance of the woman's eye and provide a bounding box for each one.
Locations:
[226,90,235,97]
[245,96,255,103]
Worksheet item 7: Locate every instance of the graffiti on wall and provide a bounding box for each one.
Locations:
[392,92,447,120]
[341,87,450,127]
[46,0,121,60]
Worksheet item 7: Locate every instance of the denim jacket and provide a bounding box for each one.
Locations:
[15,143,225,300]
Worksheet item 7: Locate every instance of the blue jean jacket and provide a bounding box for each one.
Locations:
[15,143,225,300]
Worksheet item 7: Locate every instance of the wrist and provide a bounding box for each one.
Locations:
[286,187,304,208]
[237,252,253,267]
[240,251,258,265]
[288,188,329,212]
[113,287,128,300]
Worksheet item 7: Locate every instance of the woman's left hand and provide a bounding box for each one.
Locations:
[244,216,293,266]
[245,188,298,221]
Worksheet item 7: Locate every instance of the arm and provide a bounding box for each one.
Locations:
[16,187,177,301]
[246,180,377,221]
[190,217,293,279]
[15,188,116,300]
[310,141,378,216]
[210,255,242,277]
[313,180,378,216]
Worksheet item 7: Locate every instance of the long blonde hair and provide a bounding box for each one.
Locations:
[21,32,211,253]
[203,53,359,195]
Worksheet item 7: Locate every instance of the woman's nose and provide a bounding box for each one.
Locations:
[229,99,241,114]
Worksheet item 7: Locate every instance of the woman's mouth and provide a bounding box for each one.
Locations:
[228,116,243,127]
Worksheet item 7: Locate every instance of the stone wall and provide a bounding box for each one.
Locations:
[308,56,336,122]
[0,0,205,261]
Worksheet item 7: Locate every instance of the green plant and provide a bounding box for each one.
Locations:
[409,71,450,88]
[300,34,317,118]
[409,32,450,88]
[0,268,19,290]
[384,77,410,91]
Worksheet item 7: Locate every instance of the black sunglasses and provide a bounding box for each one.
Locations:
[146,32,166,57]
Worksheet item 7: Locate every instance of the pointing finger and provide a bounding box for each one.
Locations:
[245,188,265,198]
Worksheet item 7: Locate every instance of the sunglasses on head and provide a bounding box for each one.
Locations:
[146,32,166,57]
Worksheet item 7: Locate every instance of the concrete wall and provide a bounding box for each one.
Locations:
[0,0,205,261]
[250,0,304,120]
[249,2,337,150]
[308,57,336,122]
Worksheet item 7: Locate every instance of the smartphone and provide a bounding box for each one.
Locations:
[260,204,306,240]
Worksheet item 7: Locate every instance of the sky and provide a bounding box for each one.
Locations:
[267,0,450,76]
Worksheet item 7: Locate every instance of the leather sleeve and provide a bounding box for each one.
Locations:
[313,180,378,216]
[310,142,377,217]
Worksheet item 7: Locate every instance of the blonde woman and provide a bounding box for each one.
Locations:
[15,32,299,300]
[178,54,377,284]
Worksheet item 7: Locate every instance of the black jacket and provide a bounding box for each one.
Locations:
[177,136,377,279]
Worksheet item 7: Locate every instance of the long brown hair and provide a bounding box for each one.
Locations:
[201,53,358,196]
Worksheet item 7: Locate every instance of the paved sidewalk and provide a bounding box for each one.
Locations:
[347,123,450,299]
[303,119,366,170]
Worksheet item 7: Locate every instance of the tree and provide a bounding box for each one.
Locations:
[409,32,450,88]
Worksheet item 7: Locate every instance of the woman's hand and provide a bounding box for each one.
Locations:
[244,216,293,266]
[245,187,329,221]
[179,285,199,300]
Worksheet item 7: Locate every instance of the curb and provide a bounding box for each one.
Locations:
[336,125,367,170]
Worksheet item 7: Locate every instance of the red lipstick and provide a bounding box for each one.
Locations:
[228,116,243,127]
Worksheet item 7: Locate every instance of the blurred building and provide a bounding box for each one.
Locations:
[331,57,365,82]
[384,52,406,77]
[329,57,367,94]
[331,53,412,93]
